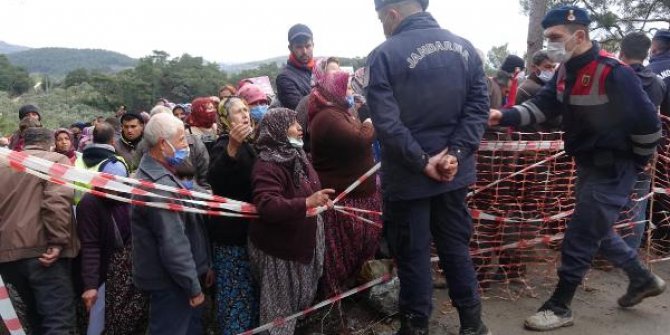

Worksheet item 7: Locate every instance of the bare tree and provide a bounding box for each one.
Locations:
[521,0,670,51]
[526,0,550,66]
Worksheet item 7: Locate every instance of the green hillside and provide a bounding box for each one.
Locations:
[6,48,137,76]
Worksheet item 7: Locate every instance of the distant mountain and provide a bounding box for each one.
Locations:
[0,41,31,54]
[220,56,288,74]
[6,47,137,76]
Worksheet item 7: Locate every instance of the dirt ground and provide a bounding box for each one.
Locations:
[2,260,667,335]
[299,259,670,335]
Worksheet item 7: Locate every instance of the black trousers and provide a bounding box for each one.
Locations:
[0,258,76,335]
[383,188,480,319]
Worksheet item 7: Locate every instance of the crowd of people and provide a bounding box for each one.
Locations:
[1,1,670,335]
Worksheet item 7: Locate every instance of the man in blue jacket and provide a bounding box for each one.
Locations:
[490,6,666,332]
[276,24,315,110]
[649,29,670,116]
[366,1,490,334]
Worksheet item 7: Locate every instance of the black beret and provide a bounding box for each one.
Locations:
[653,29,670,41]
[542,6,591,29]
[375,0,428,11]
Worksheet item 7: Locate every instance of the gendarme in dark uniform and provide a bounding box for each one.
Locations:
[365,0,490,334]
[493,6,666,331]
[649,29,670,115]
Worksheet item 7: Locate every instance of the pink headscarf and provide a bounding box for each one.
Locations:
[307,59,350,124]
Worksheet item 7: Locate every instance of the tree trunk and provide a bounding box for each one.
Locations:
[526,0,549,67]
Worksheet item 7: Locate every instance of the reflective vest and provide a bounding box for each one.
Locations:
[73,155,128,204]
[554,49,629,155]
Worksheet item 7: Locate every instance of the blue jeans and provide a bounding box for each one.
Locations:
[621,173,651,250]
[383,188,480,319]
[148,285,204,335]
[559,159,640,285]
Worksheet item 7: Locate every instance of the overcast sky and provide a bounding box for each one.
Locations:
[1,0,530,64]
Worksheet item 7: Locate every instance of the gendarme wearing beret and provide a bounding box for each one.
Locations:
[542,5,591,29]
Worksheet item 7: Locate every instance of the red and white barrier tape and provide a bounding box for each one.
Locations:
[307,163,381,217]
[0,148,383,219]
[18,166,257,218]
[334,208,383,229]
[334,206,382,216]
[478,140,564,152]
[0,148,256,213]
[470,209,574,223]
[240,215,646,335]
[237,273,393,335]
[0,275,25,335]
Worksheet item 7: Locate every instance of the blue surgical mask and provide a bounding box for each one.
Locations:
[346,95,355,108]
[181,180,194,190]
[250,105,269,122]
[288,137,304,149]
[165,140,190,167]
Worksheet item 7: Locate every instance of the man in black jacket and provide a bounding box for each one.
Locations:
[276,24,315,110]
[617,32,666,250]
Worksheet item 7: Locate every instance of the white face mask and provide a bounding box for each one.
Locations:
[547,33,577,63]
[538,70,555,83]
[288,137,304,149]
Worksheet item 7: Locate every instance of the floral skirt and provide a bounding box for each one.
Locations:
[213,244,259,335]
[248,216,325,335]
[319,192,383,298]
[105,244,149,335]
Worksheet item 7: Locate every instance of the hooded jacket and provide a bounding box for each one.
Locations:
[649,50,670,116]
[365,12,489,201]
[630,63,667,108]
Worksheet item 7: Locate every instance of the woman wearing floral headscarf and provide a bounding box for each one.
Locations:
[308,62,382,298]
[54,128,78,164]
[249,108,333,335]
[207,96,259,335]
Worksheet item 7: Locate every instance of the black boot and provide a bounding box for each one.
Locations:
[457,303,492,335]
[396,313,429,335]
[618,259,667,308]
[524,279,576,331]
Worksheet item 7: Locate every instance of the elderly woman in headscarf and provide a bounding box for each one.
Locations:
[307,61,382,298]
[206,96,259,334]
[54,128,78,164]
[249,108,334,335]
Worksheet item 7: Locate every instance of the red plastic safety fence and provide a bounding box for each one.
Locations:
[648,115,670,258]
